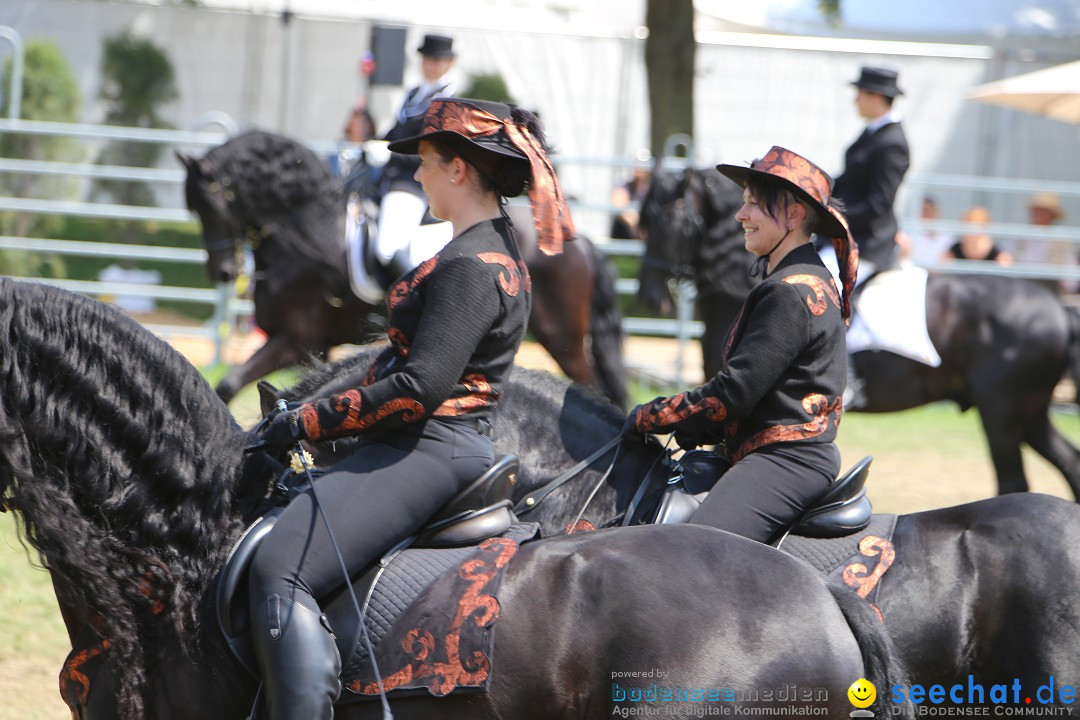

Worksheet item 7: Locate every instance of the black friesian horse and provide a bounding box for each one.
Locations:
[281,348,1080,698]
[0,279,905,719]
[179,130,628,408]
[638,166,1080,499]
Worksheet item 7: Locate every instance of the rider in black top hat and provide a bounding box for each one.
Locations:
[829,65,910,284]
[375,33,459,282]
[251,97,574,720]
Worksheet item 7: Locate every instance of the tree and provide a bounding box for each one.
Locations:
[644,0,695,158]
[642,1,842,159]
[461,73,516,105]
[0,40,81,268]
[92,31,178,208]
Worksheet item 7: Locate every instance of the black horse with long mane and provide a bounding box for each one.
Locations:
[638,165,1080,499]
[179,130,628,408]
[0,279,907,719]
[282,346,1080,699]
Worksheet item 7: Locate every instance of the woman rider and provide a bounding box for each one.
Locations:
[624,146,857,544]
[252,97,574,719]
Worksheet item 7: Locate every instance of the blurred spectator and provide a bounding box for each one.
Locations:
[1014,192,1076,294]
[99,262,161,314]
[344,101,376,144]
[944,206,1012,266]
[609,163,651,240]
[897,195,953,267]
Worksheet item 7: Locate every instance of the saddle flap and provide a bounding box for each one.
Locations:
[214,507,285,677]
[430,454,518,522]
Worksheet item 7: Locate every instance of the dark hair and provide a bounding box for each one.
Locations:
[745,175,817,236]
[429,105,548,198]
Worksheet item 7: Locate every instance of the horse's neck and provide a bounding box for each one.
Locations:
[505,205,537,261]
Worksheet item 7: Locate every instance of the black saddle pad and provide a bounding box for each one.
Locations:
[339,521,539,701]
[779,513,898,611]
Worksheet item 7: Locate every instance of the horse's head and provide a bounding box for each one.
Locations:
[637,166,708,315]
[178,150,244,284]
[0,278,269,717]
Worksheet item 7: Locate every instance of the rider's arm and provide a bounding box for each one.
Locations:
[294,254,505,440]
[632,283,809,435]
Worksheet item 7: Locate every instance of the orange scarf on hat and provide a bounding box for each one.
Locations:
[421,102,575,255]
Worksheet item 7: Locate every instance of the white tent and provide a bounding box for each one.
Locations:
[968,59,1080,124]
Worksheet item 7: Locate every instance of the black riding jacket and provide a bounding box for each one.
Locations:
[633,243,846,460]
[296,217,530,441]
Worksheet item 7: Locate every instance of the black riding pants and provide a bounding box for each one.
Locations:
[688,442,839,544]
[248,419,494,616]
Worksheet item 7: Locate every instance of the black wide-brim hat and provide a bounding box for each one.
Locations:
[386,98,529,167]
[716,146,847,239]
[417,34,455,58]
[851,65,904,97]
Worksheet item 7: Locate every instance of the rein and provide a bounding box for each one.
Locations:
[513,435,621,516]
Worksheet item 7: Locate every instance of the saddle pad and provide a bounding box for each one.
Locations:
[846,266,942,367]
[780,513,898,610]
[341,521,539,700]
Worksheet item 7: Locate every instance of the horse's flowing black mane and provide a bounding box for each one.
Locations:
[200,129,347,270]
[0,279,273,717]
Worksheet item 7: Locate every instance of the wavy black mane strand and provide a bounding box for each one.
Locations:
[0,279,269,718]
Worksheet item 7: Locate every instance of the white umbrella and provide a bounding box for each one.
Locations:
[968,59,1080,124]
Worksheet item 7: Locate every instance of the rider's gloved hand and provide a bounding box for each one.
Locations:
[260,405,309,453]
[673,429,704,452]
[622,404,650,443]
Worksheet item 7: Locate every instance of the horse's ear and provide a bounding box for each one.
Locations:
[175,151,198,174]
[257,381,283,417]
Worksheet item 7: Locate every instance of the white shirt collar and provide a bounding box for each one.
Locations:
[866,109,902,134]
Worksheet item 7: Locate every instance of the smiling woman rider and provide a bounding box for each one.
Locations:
[623,146,858,544]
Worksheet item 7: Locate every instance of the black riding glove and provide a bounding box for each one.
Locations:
[260,406,309,453]
[622,410,646,443]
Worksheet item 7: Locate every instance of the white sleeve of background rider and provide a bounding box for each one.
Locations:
[376,191,429,264]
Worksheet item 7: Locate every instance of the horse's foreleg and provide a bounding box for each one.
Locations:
[1023,408,1080,501]
[216,333,307,404]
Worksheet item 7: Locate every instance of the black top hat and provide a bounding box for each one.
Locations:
[417,34,455,58]
[851,66,903,97]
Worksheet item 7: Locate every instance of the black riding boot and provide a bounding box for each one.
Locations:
[252,595,341,720]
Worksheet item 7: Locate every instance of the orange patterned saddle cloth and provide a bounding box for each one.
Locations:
[334,522,539,703]
[779,513,898,612]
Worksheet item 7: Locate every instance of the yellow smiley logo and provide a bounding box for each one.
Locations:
[848,678,876,708]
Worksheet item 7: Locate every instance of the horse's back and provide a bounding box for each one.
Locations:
[487,527,864,707]
[884,494,1080,684]
[928,273,1070,356]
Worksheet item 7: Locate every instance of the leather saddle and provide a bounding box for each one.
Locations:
[652,452,874,543]
[215,454,521,677]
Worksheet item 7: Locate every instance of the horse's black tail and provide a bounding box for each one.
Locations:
[828,584,914,720]
[586,237,630,410]
[1065,306,1080,406]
